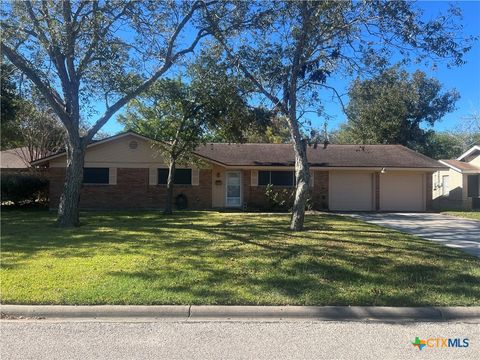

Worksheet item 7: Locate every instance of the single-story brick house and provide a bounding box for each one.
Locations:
[432,145,480,210]
[31,131,444,211]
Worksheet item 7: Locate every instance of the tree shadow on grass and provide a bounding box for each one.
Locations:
[2,210,479,305]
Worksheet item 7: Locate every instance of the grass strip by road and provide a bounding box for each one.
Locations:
[441,210,480,221]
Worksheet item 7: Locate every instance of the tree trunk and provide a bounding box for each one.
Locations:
[164,159,176,215]
[287,116,310,231]
[56,138,86,227]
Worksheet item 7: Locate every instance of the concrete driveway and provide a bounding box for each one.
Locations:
[343,213,480,257]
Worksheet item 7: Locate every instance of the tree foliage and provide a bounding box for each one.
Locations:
[0,63,22,149]
[340,66,459,151]
[421,131,464,160]
[118,76,270,213]
[0,63,65,158]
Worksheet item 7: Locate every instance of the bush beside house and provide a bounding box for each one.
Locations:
[1,172,49,206]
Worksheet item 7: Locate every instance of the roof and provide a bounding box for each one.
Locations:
[457,145,480,161]
[195,143,444,168]
[31,131,444,169]
[439,159,480,173]
[0,147,31,168]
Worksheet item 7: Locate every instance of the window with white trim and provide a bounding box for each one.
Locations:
[158,168,192,185]
[83,168,109,184]
[258,170,295,186]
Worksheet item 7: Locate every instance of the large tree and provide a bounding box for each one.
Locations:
[340,66,459,151]
[119,76,270,214]
[1,0,213,226]
[204,1,473,230]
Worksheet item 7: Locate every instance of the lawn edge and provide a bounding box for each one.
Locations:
[2,305,479,323]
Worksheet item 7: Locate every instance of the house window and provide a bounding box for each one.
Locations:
[441,175,449,196]
[258,170,294,186]
[83,168,109,184]
[158,168,192,185]
[467,175,479,198]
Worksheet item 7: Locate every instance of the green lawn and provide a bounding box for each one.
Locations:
[442,211,480,221]
[1,210,479,306]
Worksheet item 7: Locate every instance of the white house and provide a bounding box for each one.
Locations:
[433,145,480,209]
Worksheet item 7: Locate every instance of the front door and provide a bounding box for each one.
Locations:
[226,171,241,207]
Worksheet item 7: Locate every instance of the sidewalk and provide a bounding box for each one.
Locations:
[2,305,479,322]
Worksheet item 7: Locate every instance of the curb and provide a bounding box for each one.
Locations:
[0,305,189,319]
[1,305,479,322]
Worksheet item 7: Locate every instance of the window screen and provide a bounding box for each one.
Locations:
[258,171,270,186]
[258,171,294,186]
[271,171,294,186]
[158,168,192,185]
[83,168,109,184]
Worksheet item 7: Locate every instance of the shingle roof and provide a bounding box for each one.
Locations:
[29,131,444,169]
[0,147,31,168]
[440,159,480,172]
[195,143,444,168]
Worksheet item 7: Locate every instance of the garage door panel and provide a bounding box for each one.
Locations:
[380,173,424,211]
[330,172,373,211]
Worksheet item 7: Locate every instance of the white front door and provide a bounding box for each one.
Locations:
[225,171,241,207]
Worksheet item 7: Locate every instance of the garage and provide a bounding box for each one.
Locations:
[379,172,425,211]
[329,171,374,211]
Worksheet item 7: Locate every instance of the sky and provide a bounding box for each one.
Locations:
[100,1,480,136]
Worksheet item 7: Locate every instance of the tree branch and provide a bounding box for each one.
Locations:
[85,1,207,142]
[1,43,68,123]
[204,8,286,114]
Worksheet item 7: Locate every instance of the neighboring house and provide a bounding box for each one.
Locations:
[433,145,480,210]
[0,147,32,170]
[31,131,444,212]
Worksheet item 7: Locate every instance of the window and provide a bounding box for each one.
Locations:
[83,168,109,184]
[258,170,294,186]
[158,168,192,185]
[441,175,449,196]
[258,171,270,186]
[467,175,479,198]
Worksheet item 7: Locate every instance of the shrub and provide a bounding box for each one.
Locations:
[264,184,313,212]
[1,172,48,205]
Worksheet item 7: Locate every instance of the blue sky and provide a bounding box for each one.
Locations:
[101,1,480,135]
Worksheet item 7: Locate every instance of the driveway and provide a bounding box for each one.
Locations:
[343,213,480,257]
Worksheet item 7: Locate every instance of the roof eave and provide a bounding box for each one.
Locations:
[456,145,480,161]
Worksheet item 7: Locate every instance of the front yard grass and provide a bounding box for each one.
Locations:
[1,210,479,306]
[442,210,480,221]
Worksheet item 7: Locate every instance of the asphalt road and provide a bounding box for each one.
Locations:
[1,320,478,360]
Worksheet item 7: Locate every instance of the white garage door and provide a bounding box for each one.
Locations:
[329,172,374,211]
[380,173,425,211]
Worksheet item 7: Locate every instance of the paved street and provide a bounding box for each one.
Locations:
[344,213,480,257]
[1,319,478,360]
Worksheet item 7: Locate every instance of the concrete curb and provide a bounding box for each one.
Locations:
[0,305,189,319]
[1,305,479,322]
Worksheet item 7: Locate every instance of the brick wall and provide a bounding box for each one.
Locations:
[48,167,212,210]
[311,171,329,210]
